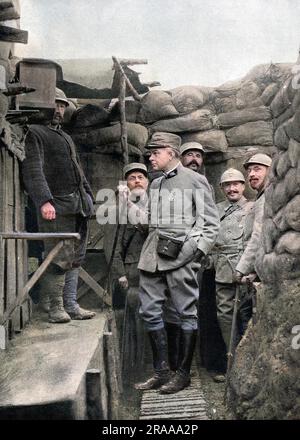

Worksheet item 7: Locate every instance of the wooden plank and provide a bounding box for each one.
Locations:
[0,25,28,44]
[78,267,111,307]
[14,156,22,333]
[86,369,105,420]
[0,149,6,318]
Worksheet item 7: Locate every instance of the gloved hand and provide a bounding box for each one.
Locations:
[118,276,129,290]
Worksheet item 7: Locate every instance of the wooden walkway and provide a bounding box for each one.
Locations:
[139,376,210,420]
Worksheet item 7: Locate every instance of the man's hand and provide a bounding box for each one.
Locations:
[117,184,130,202]
[193,249,205,263]
[234,271,243,284]
[241,273,258,285]
[40,202,56,220]
[118,276,129,290]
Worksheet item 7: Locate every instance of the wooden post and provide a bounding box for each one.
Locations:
[112,56,142,102]
[119,74,128,165]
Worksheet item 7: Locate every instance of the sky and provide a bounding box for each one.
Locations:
[16,0,300,89]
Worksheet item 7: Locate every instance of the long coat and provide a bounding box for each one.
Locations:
[138,163,220,273]
[236,191,265,276]
[212,196,254,284]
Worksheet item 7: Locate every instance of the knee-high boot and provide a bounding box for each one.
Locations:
[160,330,197,394]
[134,328,171,390]
[165,322,181,372]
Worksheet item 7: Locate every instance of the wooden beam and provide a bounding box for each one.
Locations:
[112,56,142,102]
[78,267,111,307]
[0,240,65,326]
[0,25,28,44]
[116,58,148,67]
[0,6,20,21]
[0,232,81,240]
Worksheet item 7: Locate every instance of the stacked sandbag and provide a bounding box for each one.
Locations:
[136,87,227,154]
[71,117,148,160]
[255,63,300,283]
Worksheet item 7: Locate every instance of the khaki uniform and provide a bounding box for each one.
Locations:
[212,196,254,349]
[236,191,265,275]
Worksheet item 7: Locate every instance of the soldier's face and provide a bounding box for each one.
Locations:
[126,172,148,196]
[222,181,245,202]
[52,101,66,125]
[181,150,203,172]
[247,164,269,192]
[149,148,173,171]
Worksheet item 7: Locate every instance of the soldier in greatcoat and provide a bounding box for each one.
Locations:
[135,132,220,394]
[235,154,272,282]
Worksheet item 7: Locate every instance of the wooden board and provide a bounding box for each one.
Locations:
[0,25,28,44]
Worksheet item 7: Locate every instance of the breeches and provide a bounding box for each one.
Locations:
[139,261,200,331]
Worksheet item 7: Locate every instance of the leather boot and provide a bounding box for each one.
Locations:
[165,322,181,372]
[39,268,71,324]
[134,328,170,390]
[160,330,197,394]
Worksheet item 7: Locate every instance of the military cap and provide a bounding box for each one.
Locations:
[180,142,204,156]
[220,168,245,185]
[146,132,181,152]
[123,162,148,179]
[55,87,69,107]
[243,153,272,169]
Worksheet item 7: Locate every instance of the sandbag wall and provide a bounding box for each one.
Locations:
[135,62,292,200]
[226,60,300,420]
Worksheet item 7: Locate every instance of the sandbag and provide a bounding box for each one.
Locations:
[285,195,300,232]
[260,82,280,106]
[272,168,298,213]
[274,121,290,150]
[288,139,300,168]
[243,63,292,87]
[217,106,271,128]
[215,78,242,97]
[236,81,262,109]
[273,106,294,131]
[262,218,280,254]
[149,109,214,134]
[225,121,273,147]
[273,253,300,280]
[275,231,300,255]
[72,122,149,149]
[109,100,141,123]
[214,95,237,113]
[181,129,228,153]
[63,100,77,125]
[273,206,288,232]
[284,110,300,143]
[94,142,143,158]
[275,151,291,180]
[0,93,8,117]
[138,90,178,123]
[170,85,211,114]
[270,77,293,118]
[71,104,109,128]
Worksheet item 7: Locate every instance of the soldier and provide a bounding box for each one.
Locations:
[180,142,204,174]
[22,88,95,323]
[235,154,272,283]
[211,168,254,382]
[103,163,149,375]
[135,132,220,394]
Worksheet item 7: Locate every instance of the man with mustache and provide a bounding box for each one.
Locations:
[180,142,204,174]
[22,88,95,323]
[235,153,272,283]
[135,132,219,394]
[211,168,254,382]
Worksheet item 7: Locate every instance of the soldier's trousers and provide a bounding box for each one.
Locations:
[38,213,88,272]
[216,282,253,350]
[139,261,200,331]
